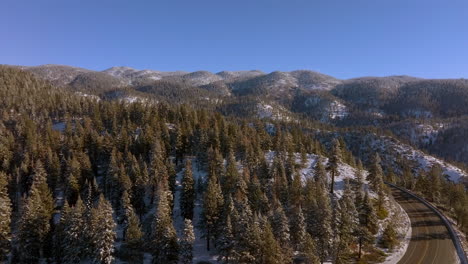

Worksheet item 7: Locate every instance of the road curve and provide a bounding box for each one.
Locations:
[391,187,458,264]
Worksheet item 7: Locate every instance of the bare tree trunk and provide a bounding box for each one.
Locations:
[330,171,335,194]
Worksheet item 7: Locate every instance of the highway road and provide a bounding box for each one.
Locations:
[391,187,458,264]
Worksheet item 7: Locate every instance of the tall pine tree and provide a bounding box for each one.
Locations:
[179,219,195,264]
[151,188,179,263]
[90,195,116,264]
[17,160,54,263]
[327,139,341,194]
[181,159,195,220]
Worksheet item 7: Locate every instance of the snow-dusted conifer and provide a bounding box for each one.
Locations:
[151,188,179,263]
[62,198,86,264]
[202,173,223,251]
[181,159,195,220]
[90,195,116,264]
[179,219,195,264]
[217,215,234,263]
[17,160,53,263]
[271,203,292,257]
[290,206,306,251]
[327,138,342,194]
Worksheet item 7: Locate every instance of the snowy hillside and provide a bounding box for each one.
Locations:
[265,151,368,198]
[367,135,468,183]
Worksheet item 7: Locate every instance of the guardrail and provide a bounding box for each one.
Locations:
[386,182,468,264]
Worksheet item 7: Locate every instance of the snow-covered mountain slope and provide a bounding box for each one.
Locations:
[18,64,92,86]
[216,70,265,81]
[343,132,468,183]
[103,66,187,84]
[388,121,446,146]
[298,93,349,121]
[289,70,342,90]
[177,71,223,86]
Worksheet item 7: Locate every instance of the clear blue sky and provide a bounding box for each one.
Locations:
[1,0,467,79]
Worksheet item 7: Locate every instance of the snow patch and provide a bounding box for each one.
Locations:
[75,92,101,101]
[256,102,291,121]
[327,100,348,120]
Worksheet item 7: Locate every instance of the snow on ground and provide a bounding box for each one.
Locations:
[256,102,291,121]
[411,123,444,145]
[404,109,433,118]
[120,96,147,104]
[369,135,468,183]
[75,92,101,101]
[327,100,348,120]
[265,151,369,199]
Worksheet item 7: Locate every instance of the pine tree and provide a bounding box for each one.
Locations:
[202,174,223,251]
[367,153,384,193]
[258,220,285,264]
[307,180,332,263]
[386,168,397,184]
[357,191,377,259]
[231,200,256,263]
[121,190,135,237]
[327,139,341,194]
[125,207,143,247]
[132,161,148,218]
[179,219,195,264]
[270,156,289,206]
[0,172,12,260]
[289,206,306,251]
[118,163,132,199]
[354,160,365,209]
[428,165,442,203]
[271,203,292,258]
[17,160,53,262]
[217,215,234,263]
[381,222,398,250]
[90,195,116,264]
[181,159,195,220]
[247,173,270,215]
[105,149,120,206]
[223,151,239,196]
[151,189,179,264]
[314,157,327,189]
[302,233,320,264]
[334,181,358,263]
[61,198,86,264]
[65,156,81,205]
[289,170,302,207]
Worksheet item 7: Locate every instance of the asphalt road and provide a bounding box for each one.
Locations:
[391,187,458,264]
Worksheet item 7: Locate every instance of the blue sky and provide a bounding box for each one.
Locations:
[1,0,467,79]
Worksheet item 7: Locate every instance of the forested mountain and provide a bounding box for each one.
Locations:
[8,64,468,167]
[0,65,467,263]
